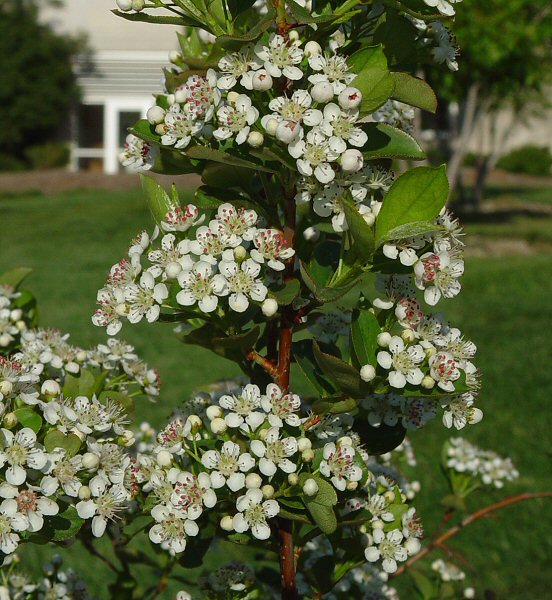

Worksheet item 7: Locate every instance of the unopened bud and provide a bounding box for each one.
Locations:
[206,405,223,421]
[311,81,334,103]
[76,350,87,362]
[0,334,10,347]
[115,303,128,317]
[424,346,437,358]
[377,332,392,347]
[464,588,475,599]
[421,376,435,390]
[16,321,26,332]
[78,485,91,500]
[168,50,181,64]
[220,515,234,531]
[10,309,22,321]
[288,30,300,43]
[252,70,273,91]
[346,480,358,491]
[301,449,314,463]
[341,149,364,172]
[297,438,312,452]
[187,415,202,430]
[3,412,18,428]
[210,417,227,434]
[0,380,14,396]
[276,119,300,144]
[401,329,415,343]
[360,364,376,382]
[384,490,395,503]
[245,473,262,489]
[174,89,187,104]
[165,261,182,279]
[304,41,322,57]
[131,0,145,11]
[287,473,299,486]
[120,430,135,447]
[338,87,362,110]
[262,298,278,318]
[261,484,274,499]
[166,94,176,106]
[116,0,133,11]
[264,117,279,136]
[227,91,239,105]
[247,131,264,148]
[303,478,318,496]
[147,106,166,125]
[303,226,320,242]
[405,537,421,556]
[156,449,172,467]
[233,245,247,261]
[81,452,100,471]
[338,436,353,447]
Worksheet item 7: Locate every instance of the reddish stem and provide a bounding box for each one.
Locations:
[392,491,552,578]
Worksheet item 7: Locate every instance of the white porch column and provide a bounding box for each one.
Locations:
[103,100,119,175]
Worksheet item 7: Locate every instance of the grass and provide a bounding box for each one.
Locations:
[1,187,552,598]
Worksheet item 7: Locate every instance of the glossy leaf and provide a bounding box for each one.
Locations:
[141,175,179,227]
[362,123,426,161]
[342,195,375,261]
[350,309,380,368]
[293,340,336,397]
[13,408,41,433]
[377,220,444,246]
[44,430,82,457]
[391,72,437,113]
[269,279,300,306]
[313,341,364,397]
[352,47,394,114]
[186,145,276,173]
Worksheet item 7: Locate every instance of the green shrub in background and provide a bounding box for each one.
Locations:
[497,145,552,176]
[24,142,70,170]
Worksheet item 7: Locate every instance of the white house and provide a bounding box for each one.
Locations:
[40,0,180,174]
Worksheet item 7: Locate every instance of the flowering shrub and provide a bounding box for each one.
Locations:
[2,1,550,599]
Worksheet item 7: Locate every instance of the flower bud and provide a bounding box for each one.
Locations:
[424,346,437,359]
[346,480,358,491]
[174,89,187,104]
[302,226,320,242]
[262,298,278,318]
[147,106,166,125]
[401,329,416,343]
[187,415,202,431]
[311,81,334,103]
[288,30,300,43]
[372,518,384,530]
[405,537,421,556]
[340,149,364,172]
[78,485,91,500]
[76,350,87,362]
[220,515,234,531]
[247,131,264,148]
[210,417,227,434]
[227,91,240,105]
[3,412,17,429]
[304,41,322,57]
[245,473,262,489]
[360,364,376,382]
[303,478,318,496]
[168,50,181,64]
[469,407,483,425]
[116,0,133,11]
[411,480,421,493]
[264,117,279,136]
[363,212,376,227]
[156,449,172,467]
[66,362,80,374]
[252,70,273,91]
[115,303,128,317]
[287,473,299,486]
[120,430,135,447]
[81,452,100,471]
[377,332,391,347]
[301,449,314,463]
[206,405,223,421]
[10,309,22,321]
[297,438,312,452]
[165,261,182,279]
[259,428,268,441]
[276,119,301,144]
[261,484,275,499]
[338,435,353,447]
[16,321,26,332]
[166,94,176,106]
[338,87,362,110]
[421,376,435,390]
[384,490,395,503]
[176,592,192,600]
[0,334,11,347]
[0,380,14,396]
[131,0,145,11]
[464,588,475,599]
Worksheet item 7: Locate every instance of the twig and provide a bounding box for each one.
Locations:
[392,492,552,577]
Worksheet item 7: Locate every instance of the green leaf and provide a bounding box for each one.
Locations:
[362,123,426,161]
[293,340,336,397]
[212,326,261,357]
[352,47,394,114]
[313,341,364,397]
[140,175,179,226]
[391,72,437,113]
[186,145,276,173]
[0,267,32,288]
[13,408,42,433]
[217,10,275,47]
[152,148,197,175]
[38,505,84,542]
[44,430,82,457]
[269,279,300,306]
[287,0,342,24]
[312,395,358,415]
[377,221,444,245]
[129,119,161,145]
[350,309,380,368]
[375,166,449,246]
[348,45,388,74]
[300,475,338,535]
[355,421,406,455]
[112,9,203,28]
[409,569,437,600]
[372,8,419,66]
[342,195,375,261]
[440,494,467,513]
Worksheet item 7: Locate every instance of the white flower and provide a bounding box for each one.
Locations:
[92,288,125,335]
[365,528,408,573]
[124,272,168,324]
[202,441,255,491]
[414,251,464,305]
[170,471,217,519]
[382,241,422,266]
[424,0,461,17]
[312,180,370,232]
[119,134,156,171]
[76,479,127,537]
[219,384,265,432]
[0,428,47,486]
[218,258,268,312]
[318,103,367,151]
[377,336,425,388]
[178,70,221,121]
[288,129,339,184]
[255,34,304,80]
[147,234,193,279]
[161,205,204,233]
[232,488,279,540]
[214,95,259,145]
[176,261,228,313]
[429,351,460,391]
[441,393,483,430]
[250,229,295,271]
[161,105,203,148]
[0,484,58,533]
[190,225,234,264]
[250,427,298,476]
[217,48,262,90]
[40,451,83,497]
[0,499,28,554]
[148,504,199,554]
[267,90,323,129]
[213,203,258,244]
[308,53,355,94]
[319,442,362,491]
[260,384,301,427]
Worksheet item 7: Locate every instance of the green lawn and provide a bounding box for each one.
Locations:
[1,187,551,599]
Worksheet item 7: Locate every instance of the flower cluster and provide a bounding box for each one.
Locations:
[92,202,295,334]
[0,284,32,353]
[446,437,519,488]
